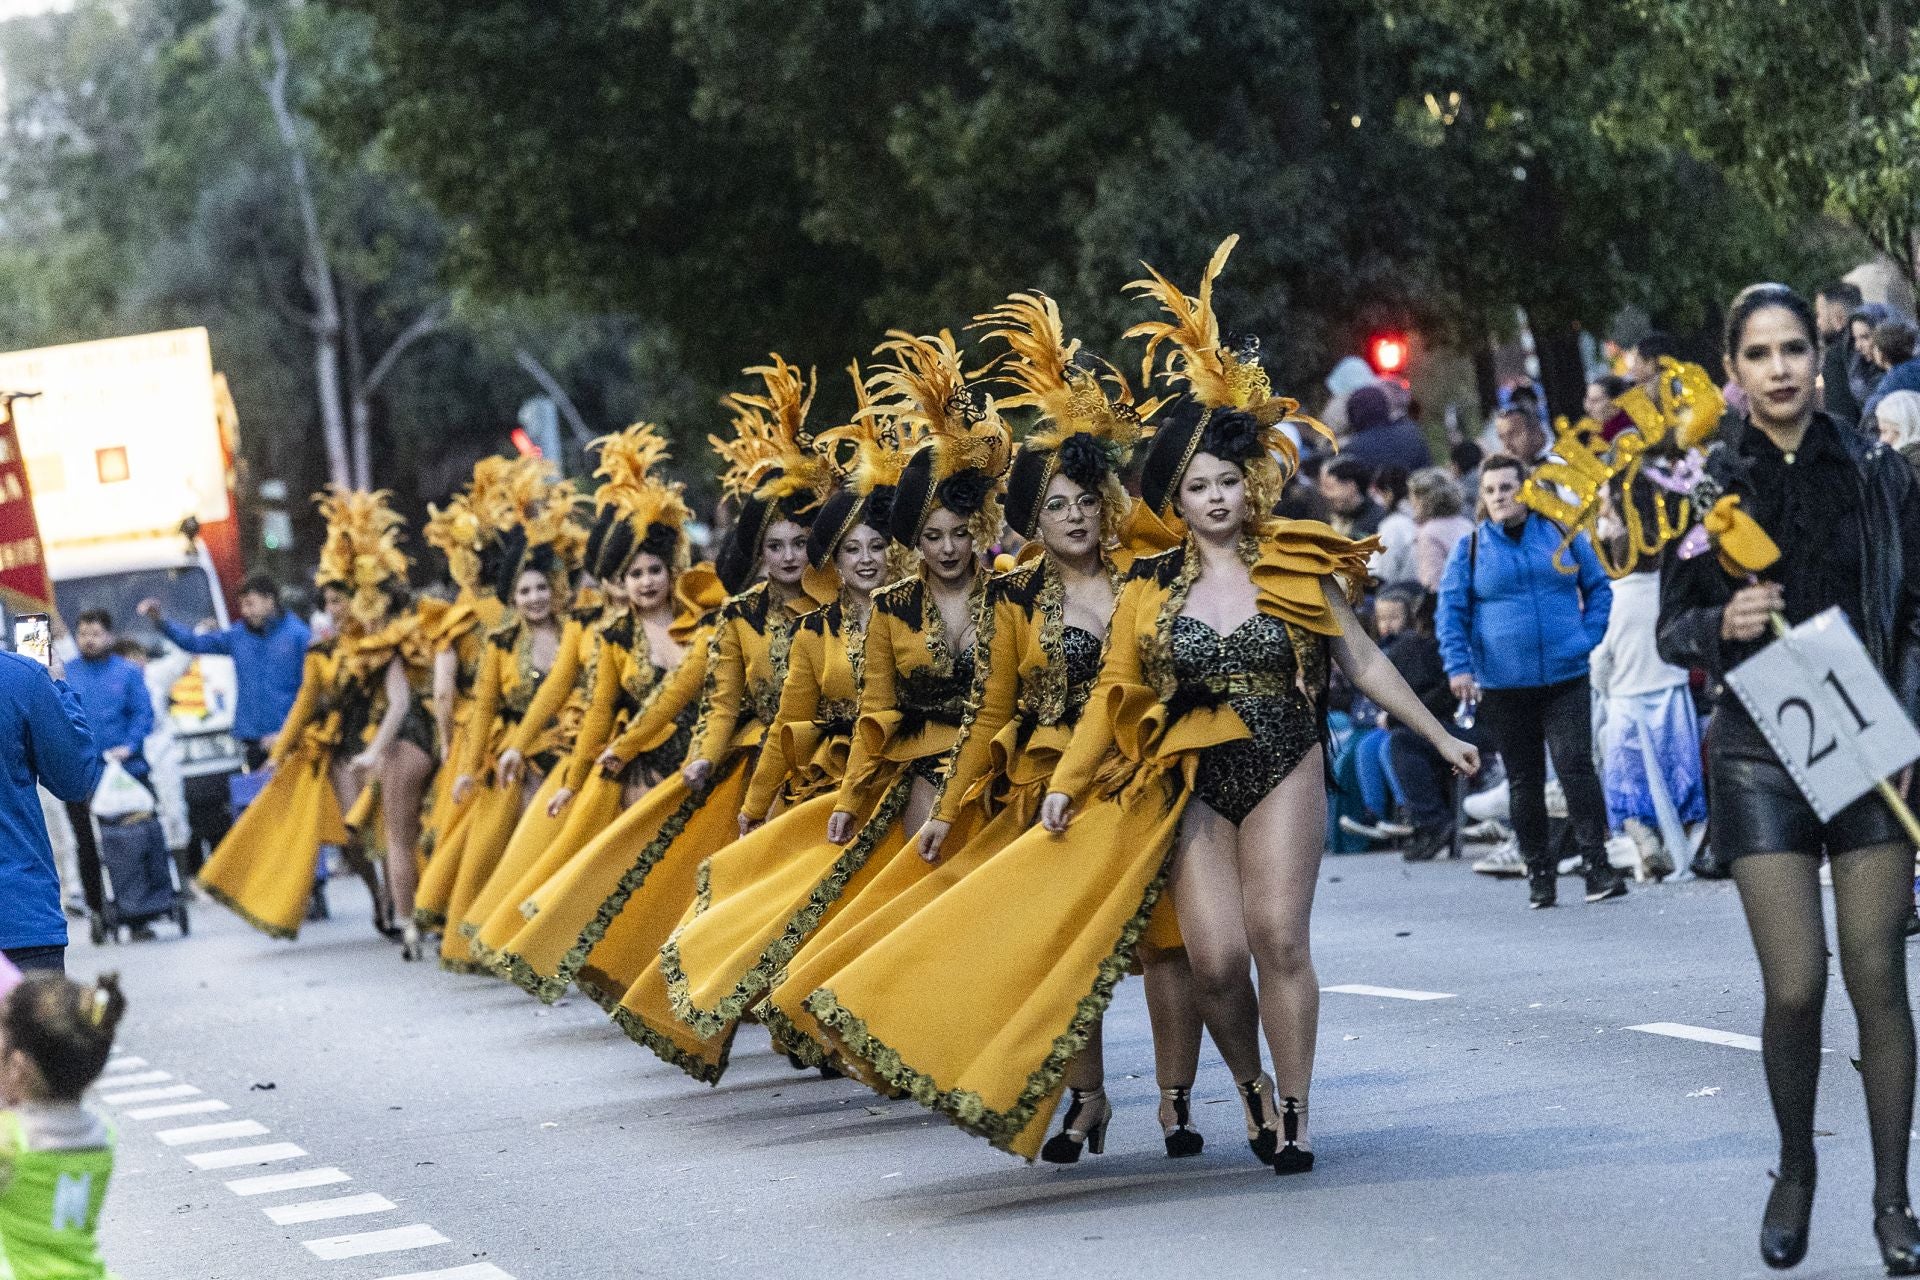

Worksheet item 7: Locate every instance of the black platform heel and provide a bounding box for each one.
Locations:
[1160,1086,1204,1159]
[1760,1167,1815,1270]
[1272,1096,1315,1175]
[1876,1203,1920,1276]
[1238,1074,1277,1165]
[1040,1088,1111,1164]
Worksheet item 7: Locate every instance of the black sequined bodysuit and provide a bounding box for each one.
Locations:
[1060,625,1102,724]
[630,662,699,780]
[905,645,976,785]
[1171,613,1320,825]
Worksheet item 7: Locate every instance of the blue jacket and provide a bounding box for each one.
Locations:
[63,653,154,778]
[0,652,103,949]
[160,609,310,742]
[1435,515,1612,690]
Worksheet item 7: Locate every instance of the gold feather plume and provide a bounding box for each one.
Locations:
[972,290,1155,461]
[811,361,928,497]
[708,354,832,504]
[313,485,410,627]
[1123,234,1332,449]
[593,420,692,536]
[864,329,1010,482]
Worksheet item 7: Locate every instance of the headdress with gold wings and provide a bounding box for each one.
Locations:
[313,486,410,629]
[866,329,1011,546]
[590,420,693,576]
[1124,234,1330,514]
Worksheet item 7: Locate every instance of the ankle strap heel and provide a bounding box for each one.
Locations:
[1237,1074,1277,1166]
[1272,1096,1315,1175]
[1040,1088,1111,1165]
[1159,1086,1204,1159]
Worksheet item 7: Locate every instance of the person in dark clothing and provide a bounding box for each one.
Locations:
[1658,284,1920,1275]
[0,646,103,976]
[59,610,155,921]
[1818,281,1865,429]
[1863,318,1920,435]
[1627,332,1681,390]
[1373,587,1461,861]
[1340,384,1433,474]
[1849,302,1895,409]
[1317,458,1386,538]
[139,575,309,769]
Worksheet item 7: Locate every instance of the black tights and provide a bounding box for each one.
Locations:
[1732,844,1915,1209]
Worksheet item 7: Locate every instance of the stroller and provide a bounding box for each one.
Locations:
[86,762,191,945]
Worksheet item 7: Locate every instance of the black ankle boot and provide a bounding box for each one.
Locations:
[1876,1203,1920,1276]
[1760,1167,1815,1270]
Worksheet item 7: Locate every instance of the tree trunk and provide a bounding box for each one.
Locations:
[343,287,372,492]
[259,16,350,490]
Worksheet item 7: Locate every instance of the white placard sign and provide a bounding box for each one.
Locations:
[1725,607,1920,821]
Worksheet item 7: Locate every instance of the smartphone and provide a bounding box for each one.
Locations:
[12,613,51,666]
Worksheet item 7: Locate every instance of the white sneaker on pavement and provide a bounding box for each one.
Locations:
[1472,838,1526,877]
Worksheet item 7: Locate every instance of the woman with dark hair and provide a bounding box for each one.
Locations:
[645,330,1005,1074]
[797,295,1210,1162]
[458,425,711,973]
[611,366,921,1081]
[199,487,430,943]
[1658,283,1920,1273]
[413,483,582,967]
[491,356,833,1008]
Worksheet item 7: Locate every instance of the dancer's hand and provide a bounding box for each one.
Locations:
[1721,582,1784,643]
[738,813,763,838]
[496,748,526,789]
[1439,737,1480,777]
[1039,792,1072,834]
[546,787,575,819]
[825,810,855,845]
[682,758,712,790]
[915,818,951,864]
[595,747,625,778]
[452,774,475,806]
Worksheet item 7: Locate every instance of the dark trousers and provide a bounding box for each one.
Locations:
[1385,727,1453,830]
[64,801,107,915]
[1479,674,1609,875]
[3,944,66,974]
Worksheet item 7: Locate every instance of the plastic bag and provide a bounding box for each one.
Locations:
[91,758,156,820]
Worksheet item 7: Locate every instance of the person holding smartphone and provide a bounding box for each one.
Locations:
[1,621,104,975]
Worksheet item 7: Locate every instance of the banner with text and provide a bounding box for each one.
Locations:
[0,401,52,614]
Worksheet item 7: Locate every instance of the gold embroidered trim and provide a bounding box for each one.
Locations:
[803,847,1173,1159]
[660,773,913,1040]
[609,1000,733,1085]
[198,879,299,941]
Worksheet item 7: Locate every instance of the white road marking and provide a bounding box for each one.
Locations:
[226,1168,352,1197]
[100,1056,148,1072]
[185,1142,307,1171]
[1322,984,1457,1002]
[101,1083,201,1105]
[126,1099,230,1120]
[303,1224,449,1260]
[156,1120,269,1147]
[374,1265,516,1280]
[1629,1022,1761,1052]
[96,1069,171,1087]
[263,1193,396,1225]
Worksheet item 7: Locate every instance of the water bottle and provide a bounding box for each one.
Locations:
[1453,695,1476,731]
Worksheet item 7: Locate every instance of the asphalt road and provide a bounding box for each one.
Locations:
[78,850,1916,1280]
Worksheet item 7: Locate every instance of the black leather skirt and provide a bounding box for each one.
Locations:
[1710,738,1907,861]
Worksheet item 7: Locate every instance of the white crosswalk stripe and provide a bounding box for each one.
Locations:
[262,1192,396,1225]
[155,1120,268,1147]
[302,1224,449,1260]
[125,1099,230,1120]
[96,1069,170,1087]
[184,1142,307,1170]
[100,1083,200,1105]
[1322,984,1457,1001]
[225,1168,352,1197]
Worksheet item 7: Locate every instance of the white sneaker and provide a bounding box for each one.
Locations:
[1558,853,1585,876]
[1604,835,1638,872]
[1339,816,1392,841]
[1623,818,1674,881]
[1472,838,1527,877]
[1464,780,1509,823]
[1461,819,1509,842]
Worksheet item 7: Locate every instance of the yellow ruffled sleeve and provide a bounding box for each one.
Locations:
[1250,519,1379,635]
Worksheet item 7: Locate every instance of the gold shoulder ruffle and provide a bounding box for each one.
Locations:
[1250,519,1379,636]
[672,563,728,643]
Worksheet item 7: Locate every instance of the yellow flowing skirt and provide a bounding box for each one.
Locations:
[428,780,525,969]
[468,769,625,971]
[417,718,473,862]
[634,774,914,1082]
[197,750,348,940]
[802,770,1187,1160]
[452,769,571,957]
[492,758,745,1004]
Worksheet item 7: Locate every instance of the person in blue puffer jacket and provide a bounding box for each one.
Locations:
[1436,453,1620,910]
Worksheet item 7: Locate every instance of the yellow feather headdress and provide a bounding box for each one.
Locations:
[708,354,833,507]
[865,329,1011,483]
[974,289,1156,464]
[313,486,410,628]
[591,420,693,572]
[423,455,526,593]
[1124,233,1333,464]
[812,361,927,498]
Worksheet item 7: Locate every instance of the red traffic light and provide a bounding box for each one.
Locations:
[510,427,542,458]
[1368,333,1409,376]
